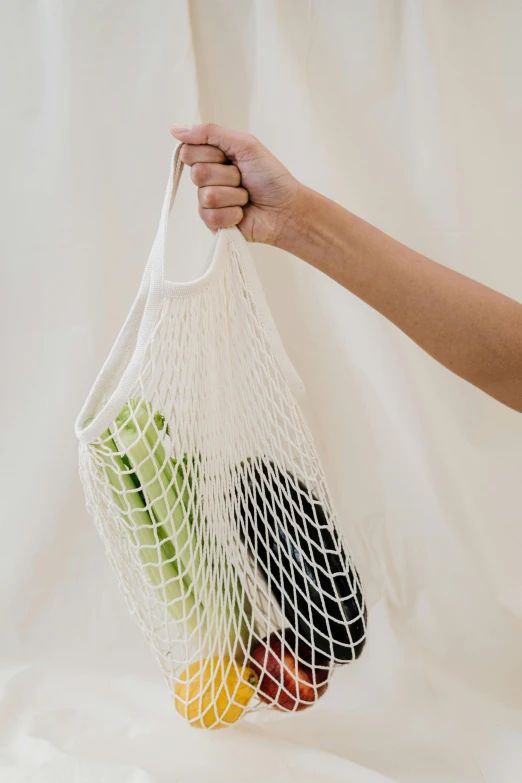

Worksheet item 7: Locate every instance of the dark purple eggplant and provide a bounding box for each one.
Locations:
[234,458,367,664]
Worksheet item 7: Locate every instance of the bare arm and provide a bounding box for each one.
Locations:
[171,123,522,413]
[275,186,522,412]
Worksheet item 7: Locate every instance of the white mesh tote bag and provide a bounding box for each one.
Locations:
[75,143,367,730]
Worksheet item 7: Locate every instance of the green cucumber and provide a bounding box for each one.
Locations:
[93,430,201,634]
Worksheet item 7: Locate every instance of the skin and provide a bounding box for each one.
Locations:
[170,123,522,414]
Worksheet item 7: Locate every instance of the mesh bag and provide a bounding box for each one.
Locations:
[75,144,367,729]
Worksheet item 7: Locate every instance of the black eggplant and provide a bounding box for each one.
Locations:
[234,458,367,664]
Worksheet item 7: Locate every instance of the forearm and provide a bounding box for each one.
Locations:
[276,186,522,412]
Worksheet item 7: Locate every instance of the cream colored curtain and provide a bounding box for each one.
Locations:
[2,1,522,780]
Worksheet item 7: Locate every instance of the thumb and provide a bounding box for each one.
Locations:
[170,122,256,162]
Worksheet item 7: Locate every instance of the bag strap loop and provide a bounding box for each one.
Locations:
[75,143,304,445]
[75,144,185,443]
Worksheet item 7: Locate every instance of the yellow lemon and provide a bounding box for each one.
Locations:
[174,656,258,729]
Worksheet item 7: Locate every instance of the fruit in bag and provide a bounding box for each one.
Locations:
[174,657,258,728]
[250,630,329,712]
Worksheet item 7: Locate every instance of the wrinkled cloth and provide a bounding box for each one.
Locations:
[2,1,522,780]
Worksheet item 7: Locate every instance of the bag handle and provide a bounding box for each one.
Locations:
[75,143,187,444]
[75,144,304,444]
[227,227,305,399]
[134,141,185,349]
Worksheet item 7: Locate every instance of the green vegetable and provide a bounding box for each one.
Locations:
[94,400,251,659]
[114,401,204,600]
[93,430,201,635]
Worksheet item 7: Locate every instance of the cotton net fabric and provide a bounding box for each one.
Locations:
[74,145,367,729]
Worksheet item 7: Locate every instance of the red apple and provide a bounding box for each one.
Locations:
[249,630,329,712]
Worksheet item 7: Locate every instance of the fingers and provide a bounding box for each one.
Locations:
[198,186,248,232]
[198,185,248,210]
[180,143,228,166]
[198,204,244,232]
[170,122,257,162]
[170,123,254,234]
[191,162,241,188]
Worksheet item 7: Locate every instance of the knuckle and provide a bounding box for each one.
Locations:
[201,187,217,208]
[179,143,193,164]
[191,162,208,186]
[207,209,223,227]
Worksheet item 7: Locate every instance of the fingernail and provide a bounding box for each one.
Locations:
[171,124,191,135]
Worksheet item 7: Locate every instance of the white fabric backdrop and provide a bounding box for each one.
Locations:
[2,1,522,781]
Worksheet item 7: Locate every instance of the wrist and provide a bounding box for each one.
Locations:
[272,183,317,254]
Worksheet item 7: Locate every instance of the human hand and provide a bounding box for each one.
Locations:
[170,123,303,246]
